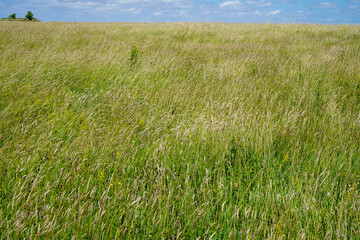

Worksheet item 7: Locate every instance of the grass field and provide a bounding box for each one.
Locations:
[0,22,360,239]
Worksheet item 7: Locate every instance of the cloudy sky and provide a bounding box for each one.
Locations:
[0,0,359,23]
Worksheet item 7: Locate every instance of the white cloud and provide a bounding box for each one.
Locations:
[247,0,272,7]
[267,10,281,16]
[59,1,101,9]
[174,9,190,17]
[153,11,163,16]
[219,1,242,8]
[254,10,261,15]
[313,2,338,8]
[293,10,311,16]
[151,8,190,17]
[111,0,141,3]
[219,0,271,10]
[127,7,141,14]
[28,0,191,10]
[223,10,264,17]
[162,0,180,3]
[233,12,248,16]
[28,0,101,9]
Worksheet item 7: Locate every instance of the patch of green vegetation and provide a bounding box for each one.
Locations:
[1,11,39,22]
[0,17,40,22]
[0,22,359,239]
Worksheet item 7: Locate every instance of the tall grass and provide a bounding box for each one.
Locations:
[0,22,359,239]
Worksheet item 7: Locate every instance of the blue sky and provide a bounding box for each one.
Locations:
[0,0,359,23]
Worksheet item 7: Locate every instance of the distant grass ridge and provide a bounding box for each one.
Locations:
[0,22,359,239]
[0,17,40,22]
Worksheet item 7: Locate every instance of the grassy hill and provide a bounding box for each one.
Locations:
[0,17,40,22]
[0,22,359,239]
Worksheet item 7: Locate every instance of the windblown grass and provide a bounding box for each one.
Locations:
[0,22,359,239]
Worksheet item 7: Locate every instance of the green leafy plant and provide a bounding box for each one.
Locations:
[25,11,34,21]
[129,45,139,65]
[9,13,16,19]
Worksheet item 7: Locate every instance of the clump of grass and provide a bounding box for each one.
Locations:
[0,22,359,239]
[129,45,139,66]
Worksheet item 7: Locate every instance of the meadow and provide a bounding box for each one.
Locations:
[0,22,359,239]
